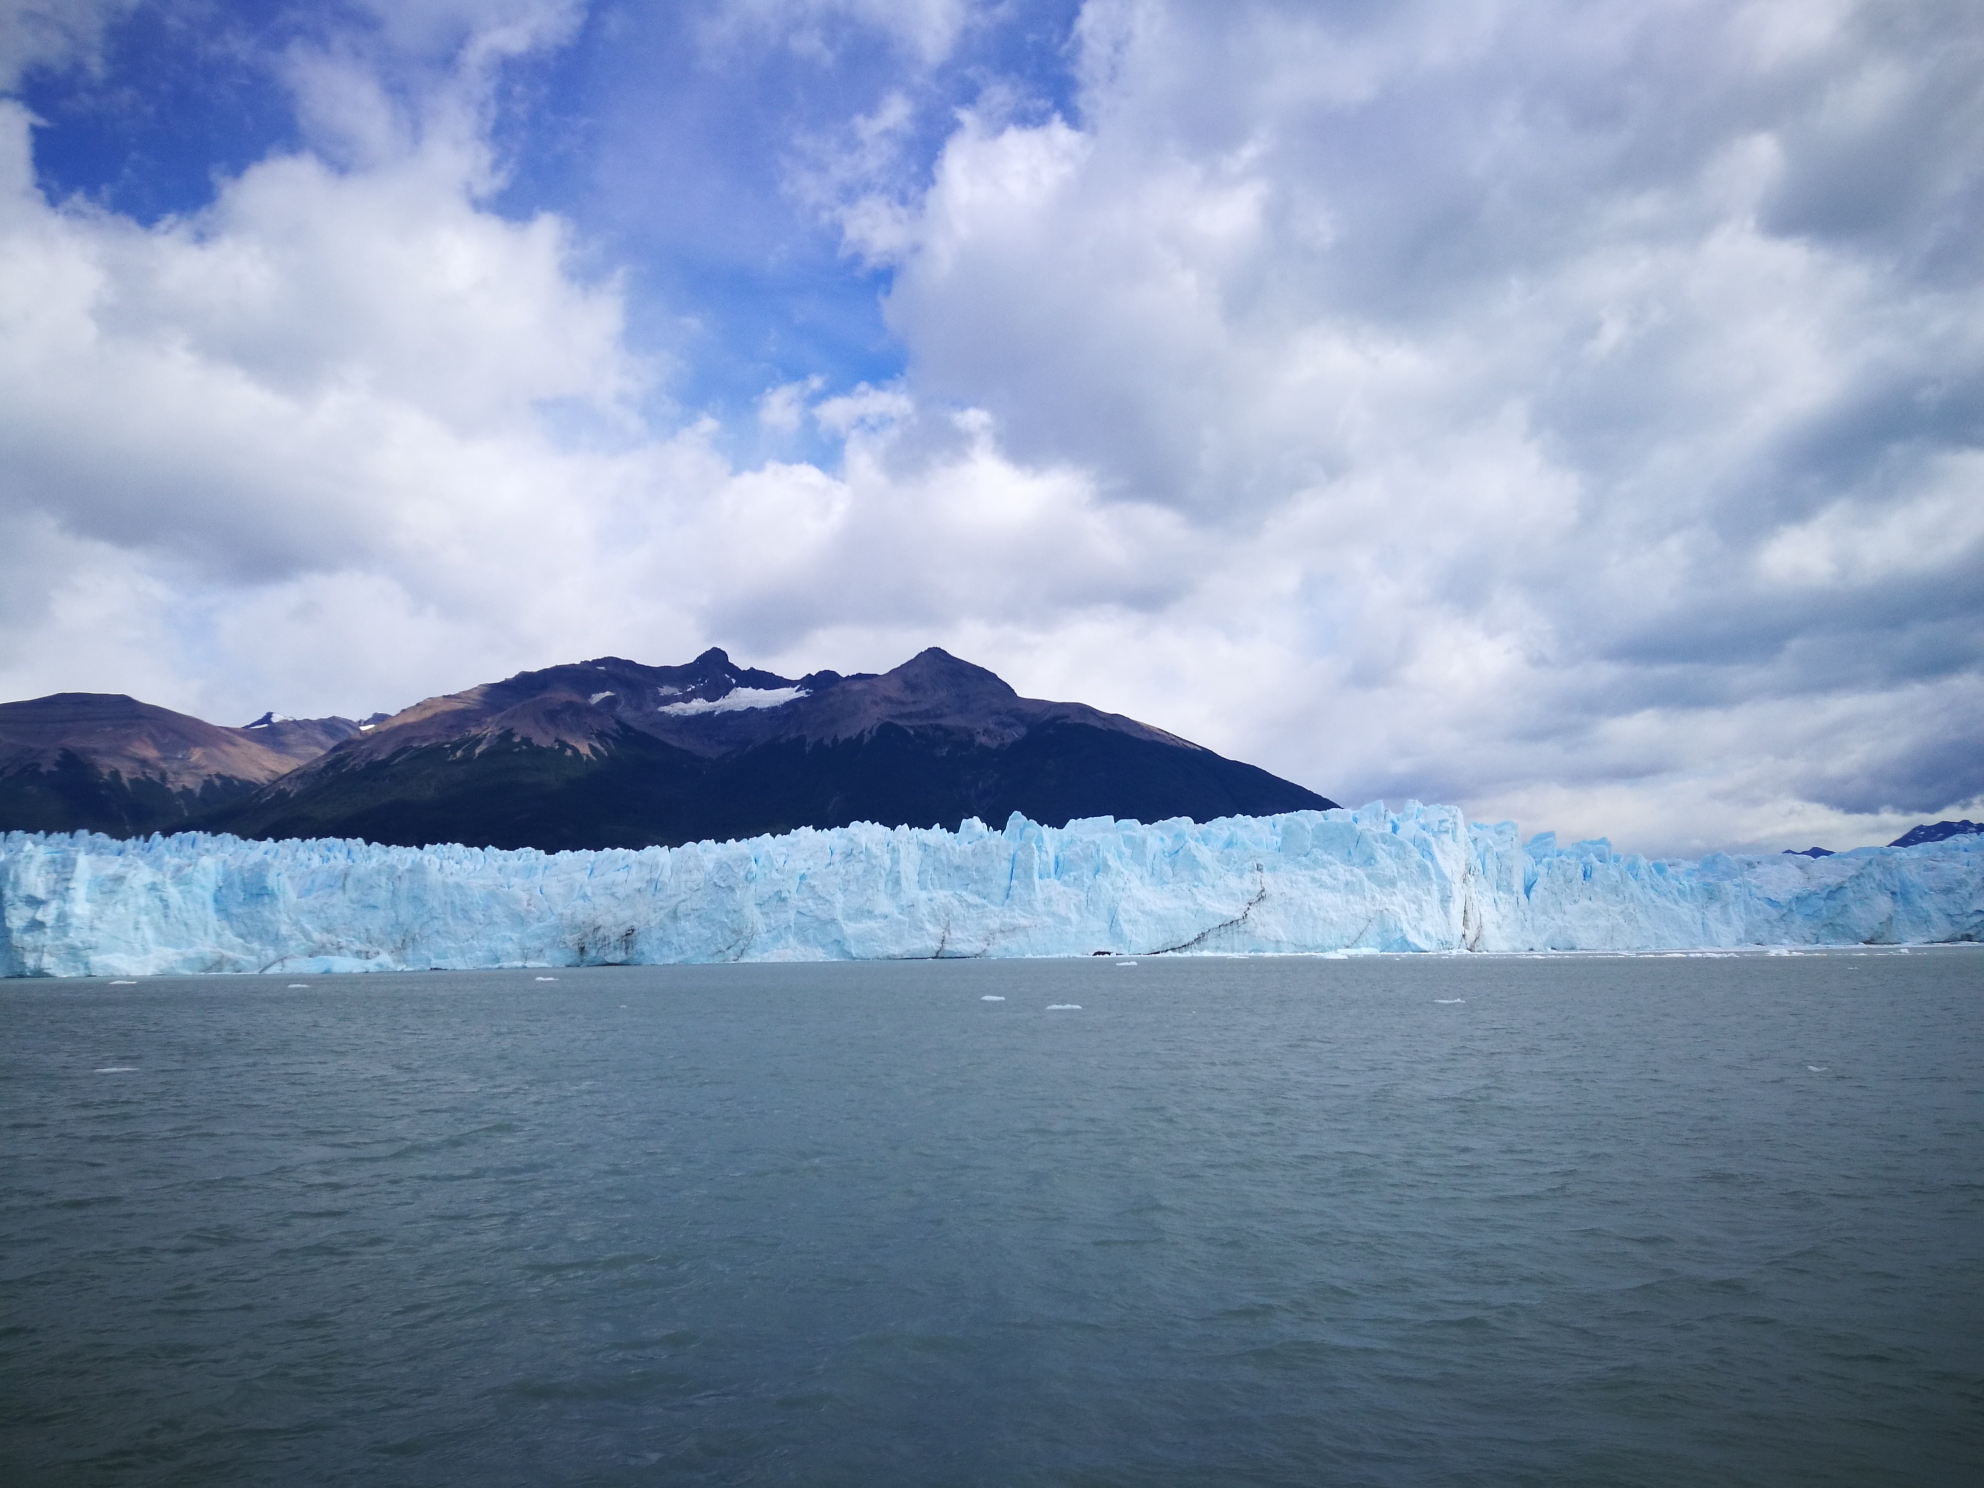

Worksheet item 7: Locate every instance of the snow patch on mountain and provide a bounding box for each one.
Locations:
[660,686,809,715]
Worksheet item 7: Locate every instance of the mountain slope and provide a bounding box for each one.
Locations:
[0,694,318,836]
[1888,820,1982,849]
[238,711,374,765]
[203,648,1337,850]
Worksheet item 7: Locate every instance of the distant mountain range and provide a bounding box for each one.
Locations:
[1883,820,1982,849]
[0,692,380,837]
[1782,820,1982,857]
[0,648,1337,850]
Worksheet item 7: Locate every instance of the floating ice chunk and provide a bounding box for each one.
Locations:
[535,976,557,981]
[94,1066,136,1073]
[1435,998,1465,1004]
[286,983,309,988]
[108,979,136,985]
[1115,961,1138,967]
[1808,1065,1829,1072]
[1047,1004,1081,1010]
[980,995,1005,1001]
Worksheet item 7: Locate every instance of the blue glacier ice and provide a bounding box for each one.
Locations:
[2,803,1979,976]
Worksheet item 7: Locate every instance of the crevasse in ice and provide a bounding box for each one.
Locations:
[1,803,1978,976]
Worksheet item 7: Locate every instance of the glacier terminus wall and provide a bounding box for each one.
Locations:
[2,804,1980,977]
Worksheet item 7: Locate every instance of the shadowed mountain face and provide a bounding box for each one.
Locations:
[1888,820,1982,849]
[1784,821,1984,857]
[0,695,360,837]
[238,711,374,765]
[199,648,1338,851]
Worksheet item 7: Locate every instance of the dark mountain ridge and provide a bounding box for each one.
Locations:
[1885,820,1981,850]
[1782,820,1982,857]
[0,693,361,837]
[202,647,1336,851]
[240,711,379,764]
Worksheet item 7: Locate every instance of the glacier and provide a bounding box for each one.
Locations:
[2,803,1979,977]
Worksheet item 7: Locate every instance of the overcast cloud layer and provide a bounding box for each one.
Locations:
[1,0,1979,857]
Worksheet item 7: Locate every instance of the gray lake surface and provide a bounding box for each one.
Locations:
[4,950,1982,1486]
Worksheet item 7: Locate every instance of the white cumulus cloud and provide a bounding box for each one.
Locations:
[1,0,1979,859]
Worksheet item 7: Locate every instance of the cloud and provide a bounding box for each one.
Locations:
[0,67,636,563]
[0,0,141,90]
[0,35,670,720]
[0,0,1978,860]
[341,0,585,61]
[701,0,973,68]
[833,0,1984,851]
[0,21,1187,738]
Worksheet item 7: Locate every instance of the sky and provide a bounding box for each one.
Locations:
[1,0,1979,858]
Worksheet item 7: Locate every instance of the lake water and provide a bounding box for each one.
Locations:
[3,951,1981,1486]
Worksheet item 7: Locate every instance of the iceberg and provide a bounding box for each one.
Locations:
[1,803,1979,977]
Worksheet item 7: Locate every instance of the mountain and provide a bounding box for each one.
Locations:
[239,711,381,765]
[197,648,1338,851]
[1782,821,1982,857]
[1888,820,1982,849]
[0,694,361,837]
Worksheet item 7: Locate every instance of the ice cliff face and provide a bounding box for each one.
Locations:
[2,804,1979,977]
